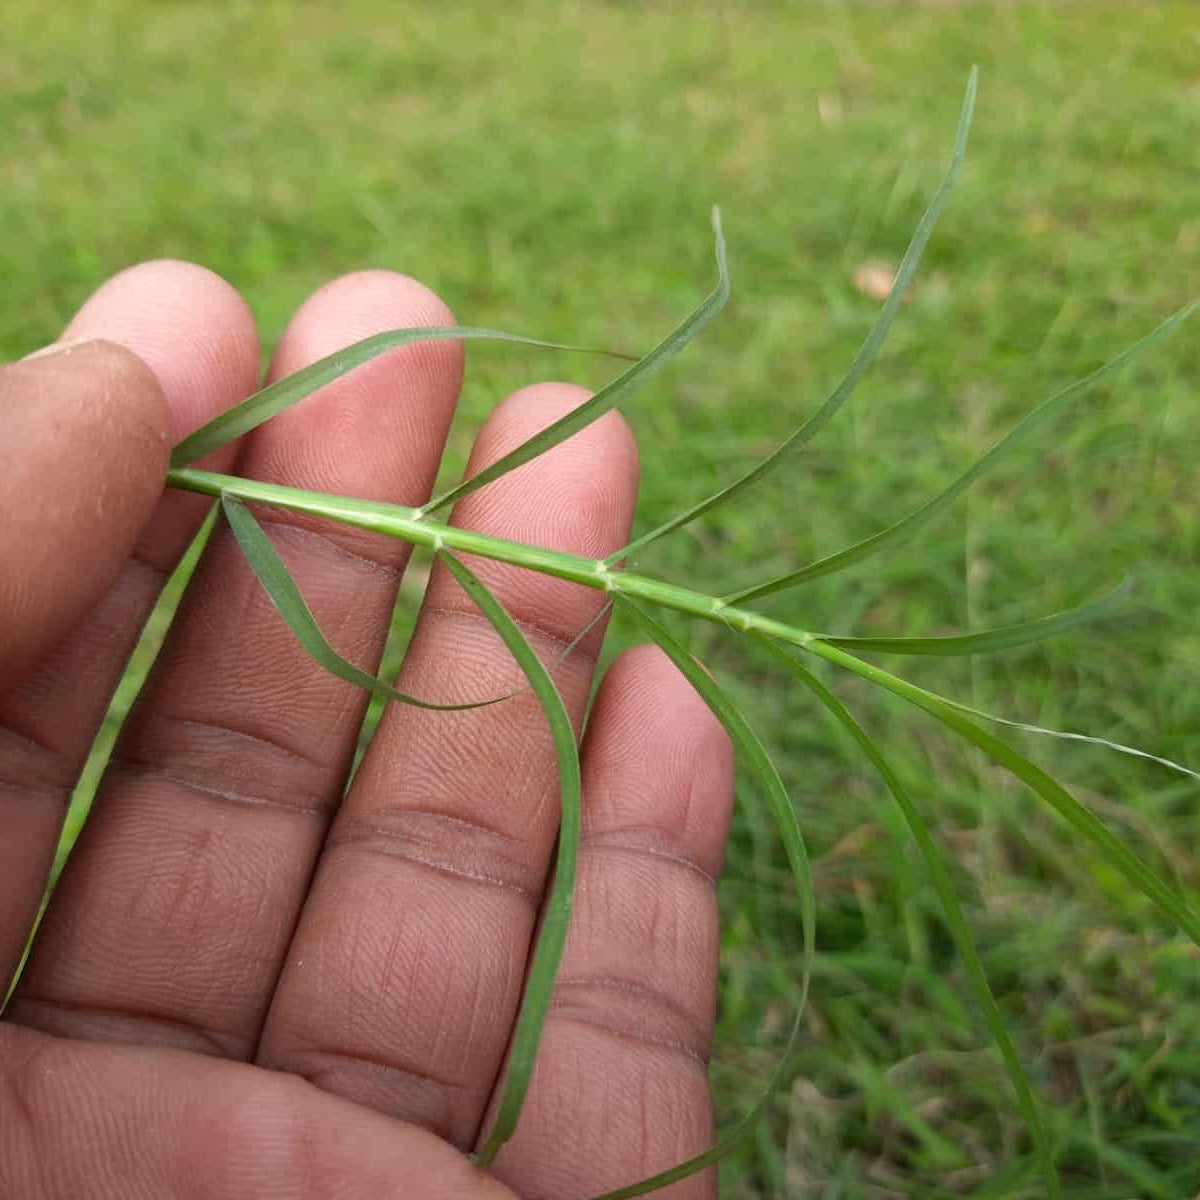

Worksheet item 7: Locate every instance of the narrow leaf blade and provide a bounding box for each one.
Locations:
[590,601,816,1200]
[422,208,730,517]
[762,639,1060,1198]
[806,639,1200,948]
[171,326,635,468]
[4,503,221,1013]
[728,302,1197,604]
[822,576,1132,657]
[221,495,512,712]
[440,551,582,1168]
[940,695,1200,783]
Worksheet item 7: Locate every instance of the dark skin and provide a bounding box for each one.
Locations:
[0,263,733,1199]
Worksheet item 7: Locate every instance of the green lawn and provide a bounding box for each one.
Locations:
[4,2,1199,1195]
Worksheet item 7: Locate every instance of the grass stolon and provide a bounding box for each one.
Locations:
[7,70,1199,1197]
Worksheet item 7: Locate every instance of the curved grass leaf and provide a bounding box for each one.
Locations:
[1063,1129,1180,1200]
[760,639,1061,1199]
[420,207,730,517]
[171,327,636,468]
[806,639,1200,948]
[222,495,523,712]
[590,601,816,1200]
[3,503,221,1013]
[439,551,582,1168]
[344,597,615,795]
[821,575,1131,657]
[223,494,612,720]
[940,694,1200,784]
[727,301,1197,604]
[607,68,977,567]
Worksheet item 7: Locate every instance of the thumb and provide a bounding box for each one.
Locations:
[0,339,170,692]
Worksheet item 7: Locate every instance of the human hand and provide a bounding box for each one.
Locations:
[0,264,734,1199]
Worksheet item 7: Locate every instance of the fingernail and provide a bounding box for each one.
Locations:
[20,337,96,363]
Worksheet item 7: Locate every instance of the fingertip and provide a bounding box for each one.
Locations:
[268,268,462,384]
[485,381,641,501]
[18,336,172,456]
[63,259,261,443]
[249,269,465,505]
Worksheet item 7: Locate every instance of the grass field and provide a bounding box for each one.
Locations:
[4,2,1200,1196]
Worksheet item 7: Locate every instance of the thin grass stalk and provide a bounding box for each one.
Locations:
[436,551,583,1168]
[725,302,1196,604]
[169,469,1141,666]
[759,639,1061,1198]
[2,503,221,1013]
[162,471,1200,952]
[802,640,1200,948]
[589,600,816,1200]
[609,67,977,565]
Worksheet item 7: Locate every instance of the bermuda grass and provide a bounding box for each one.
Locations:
[3,2,1199,1194]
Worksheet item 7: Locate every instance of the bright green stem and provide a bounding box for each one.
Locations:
[166,466,820,649]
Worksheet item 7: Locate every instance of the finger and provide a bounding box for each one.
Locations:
[13,274,463,1060]
[0,342,169,692]
[0,264,258,986]
[258,383,639,1149]
[487,645,733,1200]
[0,1024,516,1200]
[61,260,259,569]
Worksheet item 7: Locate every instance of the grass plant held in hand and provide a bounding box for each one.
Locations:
[7,69,1198,1197]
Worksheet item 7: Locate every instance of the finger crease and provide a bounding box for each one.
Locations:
[581,830,718,888]
[109,712,344,817]
[0,777,71,810]
[288,1043,470,1097]
[8,993,243,1059]
[0,722,78,792]
[550,975,711,1068]
[330,813,541,905]
[106,756,328,818]
[421,603,599,663]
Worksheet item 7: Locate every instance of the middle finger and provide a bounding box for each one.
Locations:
[258,383,639,1150]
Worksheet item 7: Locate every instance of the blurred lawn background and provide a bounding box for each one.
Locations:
[3,2,1199,1195]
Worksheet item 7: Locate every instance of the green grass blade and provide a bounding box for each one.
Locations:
[608,68,977,567]
[940,693,1200,783]
[590,601,816,1200]
[3,502,221,1014]
[760,639,1060,1199]
[1065,1130,1181,1200]
[171,326,635,468]
[221,495,519,712]
[421,208,730,517]
[822,576,1131,657]
[438,551,582,1168]
[805,639,1200,948]
[727,302,1198,604]
[344,594,615,796]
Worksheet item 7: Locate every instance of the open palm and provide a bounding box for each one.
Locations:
[0,262,732,1200]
